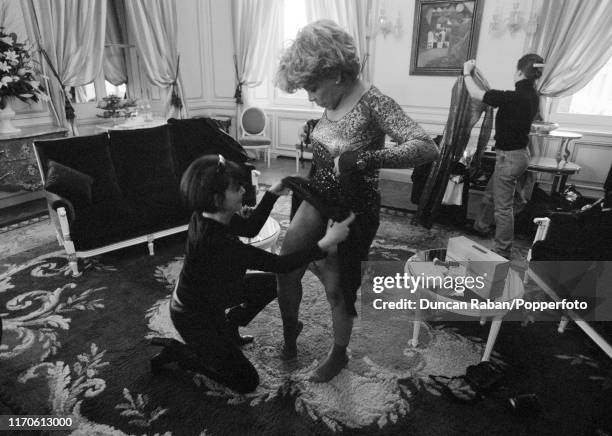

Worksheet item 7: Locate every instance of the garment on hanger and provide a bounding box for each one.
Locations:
[413,70,494,228]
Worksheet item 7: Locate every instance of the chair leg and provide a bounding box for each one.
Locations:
[558,316,569,333]
[410,321,420,347]
[482,317,503,361]
[266,147,270,168]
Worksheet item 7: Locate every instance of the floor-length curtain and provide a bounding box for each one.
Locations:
[525,0,612,119]
[21,0,107,135]
[123,0,188,119]
[305,0,378,83]
[231,0,281,109]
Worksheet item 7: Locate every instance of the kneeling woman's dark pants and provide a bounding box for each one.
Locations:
[170,273,276,393]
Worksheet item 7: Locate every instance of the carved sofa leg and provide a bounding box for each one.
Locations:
[147,234,155,256]
[57,207,80,277]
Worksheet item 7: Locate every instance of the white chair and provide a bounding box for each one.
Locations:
[525,212,612,359]
[238,106,271,168]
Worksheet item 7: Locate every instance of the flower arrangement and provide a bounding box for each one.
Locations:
[0,27,47,109]
[96,94,137,119]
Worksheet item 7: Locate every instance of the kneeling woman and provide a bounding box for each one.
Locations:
[151,155,354,393]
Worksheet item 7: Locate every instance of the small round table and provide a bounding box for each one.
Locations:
[240,217,280,252]
[405,249,524,361]
[529,130,582,193]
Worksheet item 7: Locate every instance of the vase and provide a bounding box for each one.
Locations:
[0,98,21,134]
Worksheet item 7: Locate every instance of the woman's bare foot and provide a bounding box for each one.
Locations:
[309,345,348,382]
[279,321,303,361]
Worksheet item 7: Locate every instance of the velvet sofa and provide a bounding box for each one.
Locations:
[33,118,257,276]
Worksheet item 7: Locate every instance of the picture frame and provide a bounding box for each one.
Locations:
[410,0,484,76]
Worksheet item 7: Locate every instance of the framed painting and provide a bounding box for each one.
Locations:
[410,0,484,76]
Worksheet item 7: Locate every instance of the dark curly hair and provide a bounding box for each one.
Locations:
[275,20,361,93]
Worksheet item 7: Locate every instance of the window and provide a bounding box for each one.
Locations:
[553,55,612,129]
[253,0,313,107]
[70,75,128,104]
[275,0,309,103]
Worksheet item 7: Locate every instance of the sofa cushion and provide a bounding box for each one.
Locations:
[131,188,190,231]
[167,117,248,175]
[34,133,123,203]
[45,160,94,210]
[69,199,142,250]
[109,125,178,197]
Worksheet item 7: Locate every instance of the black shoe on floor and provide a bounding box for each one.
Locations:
[151,348,177,374]
[150,337,183,374]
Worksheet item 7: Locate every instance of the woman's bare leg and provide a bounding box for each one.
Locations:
[277,201,325,358]
[311,251,353,382]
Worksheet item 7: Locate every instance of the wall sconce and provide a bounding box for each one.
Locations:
[506,2,525,35]
[373,8,402,39]
[488,1,537,37]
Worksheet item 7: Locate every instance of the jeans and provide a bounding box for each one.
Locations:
[474,148,530,256]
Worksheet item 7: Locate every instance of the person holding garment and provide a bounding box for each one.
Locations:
[464,54,544,259]
[275,20,439,382]
[150,155,355,394]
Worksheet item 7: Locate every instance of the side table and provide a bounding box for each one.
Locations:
[529,130,582,193]
[0,126,68,209]
[405,248,524,361]
[95,119,166,133]
[240,217,280,252]
[527,156,581,194]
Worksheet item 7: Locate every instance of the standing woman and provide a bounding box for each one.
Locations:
[464,54,544,259]
[275,20,439,382]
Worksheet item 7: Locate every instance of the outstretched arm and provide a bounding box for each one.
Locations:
[463,59,486,102]
[234,212,356,273]
[229,182,288,237]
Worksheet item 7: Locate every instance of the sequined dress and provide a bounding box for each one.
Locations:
[309,86,435,216]
[295,85,437,315]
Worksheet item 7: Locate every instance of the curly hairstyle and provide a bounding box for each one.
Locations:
[275,20,361,93]
[517,53,544,82]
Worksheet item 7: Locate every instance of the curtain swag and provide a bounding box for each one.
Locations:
[38,46,76,130]
[233,54,244,105]
[170,54,183,110]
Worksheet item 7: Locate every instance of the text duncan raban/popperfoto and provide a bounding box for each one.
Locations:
[369,273,588,312]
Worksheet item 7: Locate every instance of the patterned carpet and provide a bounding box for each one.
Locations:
[1,194,611,435]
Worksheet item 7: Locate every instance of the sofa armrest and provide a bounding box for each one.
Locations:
[45,191,76,224]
